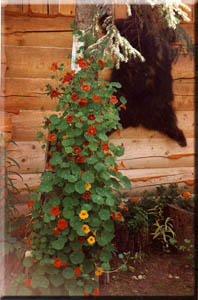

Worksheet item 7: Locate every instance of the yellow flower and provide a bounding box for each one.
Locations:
[82,224,90,234]
[95,267,104,276]
[85,183,91,191]
[87,236,95,245]
[79,210,89,220]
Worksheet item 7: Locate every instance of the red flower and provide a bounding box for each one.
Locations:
[81,84,91,91]
[84,292,89,296]
[93,288,99,296]
[77,236,85,242]
[88,114,96,120]
[48,133,56,142]
[116,212,123,221]
[75,155,85,163]
[83,141,89,146]
[116,129,121,136]
[50,89,59,99]
[53,228,60,235]
[27,200,34,208]
[63,262,67,267]
[71,93,79,101]
[66,114,74,123]
[120,104,127,110]
[46,162,53,170]
[79,97,88,107]
[120,161,126,169]
[74,267,82,275]
[45,119,51,125]
[92,95,101,102]
[81,170,84,176]
[73,146,82,154]
[105,153,111,157]
[78,60,87,69]
[110,95,118,104]
[77,57,84,64]
[50,205,61,216]
[67,153,73,159]
[57,219,68,230]
[114,166,119,172]
[98,60,104,67]
[26,279,32,288]
[102,142,109,151]
[82,192,91,200]
[49,150,53,157]
[62,71,75,84]
[87,125,97,136]
[54,258,63,268]
[50,62,58,71]
[27,237,33,246]
[111,212,116,219]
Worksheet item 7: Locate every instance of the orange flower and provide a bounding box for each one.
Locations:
[46,162,53,170]
[92,95,101,102]
[95,267,104,276]
[71,93,79,101]
[73,146,82,154]
[183,191,191,199]
[74,267,82,275]
[82,192,91,199]
[87,125,97,136]
[26,279,32,287]
[102,142,109,151]
[50,62,58,71]
[50,89,59,99]
[49,150,53,157]
[75,155,85,163]
[81,84,91,91]
[66,114,74,123]
[93,288,99,296]
[118,205,128,211]
[114,166,119,172]
[110,95,118,104]
[120,104,127,110]
[120,161,126,168]
[48,133,57,142]
[27,200,34,208]
[88,114,96,120]
[98,60,105,67]
[54,258,63,268]
[130,198,139,204]
[116,212,123,221]
[57,219,68,230]
[85,183,91,191]
[50,205,61,216]
[79,97,88,107]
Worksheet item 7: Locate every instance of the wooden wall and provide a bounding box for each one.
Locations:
[1,3,196,200]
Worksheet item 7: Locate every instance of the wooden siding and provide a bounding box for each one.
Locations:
[1,3,196,198]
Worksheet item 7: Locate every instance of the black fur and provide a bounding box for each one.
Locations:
[110,16,187,147]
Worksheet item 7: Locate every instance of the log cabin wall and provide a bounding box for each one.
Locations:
[1,3,196,202]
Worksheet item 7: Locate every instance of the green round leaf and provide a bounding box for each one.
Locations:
[82,171,95,183]
[70,251,85,265]
[75,181,86,194]
[62,267,75,279]
[99,209,110,220]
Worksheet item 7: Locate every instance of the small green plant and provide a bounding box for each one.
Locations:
[178,239,194,259]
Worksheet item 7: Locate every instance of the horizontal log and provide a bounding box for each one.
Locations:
[3,31,73,48]
[172,55,195,79]
[58,2,75,16]
[30,3,48,15]
[4,46,71,78]
[10,110,195,142]
[2,77,195,111]
[110,110,195,140]
[7,141,46,174]
[2,15,74,33]
[121,167,195,196]
[4,4,23,13]
[111,138,195,169]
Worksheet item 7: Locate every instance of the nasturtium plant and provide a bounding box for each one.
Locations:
[23,28,131,296]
